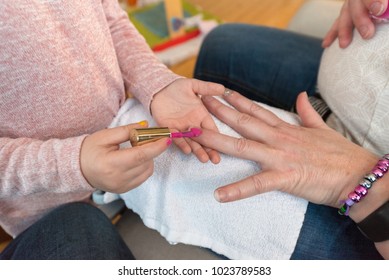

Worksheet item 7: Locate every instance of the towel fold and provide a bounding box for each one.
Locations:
[96,97,308,259]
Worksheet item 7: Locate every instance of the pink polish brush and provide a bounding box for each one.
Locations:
[129,127,202,146]
[170,128,202,138]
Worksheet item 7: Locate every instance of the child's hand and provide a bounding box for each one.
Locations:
[150,78,225,164]
[80,122,171,193]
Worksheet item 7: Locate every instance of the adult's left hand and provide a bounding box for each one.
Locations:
[195,91,378,206]
[150,78,225,163]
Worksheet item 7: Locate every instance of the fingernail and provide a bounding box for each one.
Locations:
[359,25,370,38]
[223,88,233,97]
[370,1,385,16]
[321,38,328,48]
[214,189,227,202]
[138,120,148,127]
[166,138,173,146]
[339,38,348,49]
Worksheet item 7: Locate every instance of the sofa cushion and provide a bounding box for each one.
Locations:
[287,0,343,38]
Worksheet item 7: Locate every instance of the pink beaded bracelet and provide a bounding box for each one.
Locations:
[338,154,389,216]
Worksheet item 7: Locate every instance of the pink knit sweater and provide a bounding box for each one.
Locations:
[0,1,180,237]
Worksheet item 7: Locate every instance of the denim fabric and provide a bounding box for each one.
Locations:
[194,23,382,259]
[0,202,134,260]
[291,203,382,259]
[195,23,323,110]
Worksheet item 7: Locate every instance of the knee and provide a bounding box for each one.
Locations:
[43,202,134,259]
[4,202,134,259]
[53,202,112,233]
[195,24,241,78]
[201,23,243,51]
[54,202,104,220]
[202,23,270,47]
[197,23,270,67]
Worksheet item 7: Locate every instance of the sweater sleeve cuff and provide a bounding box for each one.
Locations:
[58,135,95,192]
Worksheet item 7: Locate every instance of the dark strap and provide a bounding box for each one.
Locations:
[357,201,389,242]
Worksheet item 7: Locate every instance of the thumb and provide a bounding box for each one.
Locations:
[192,78,226,96]
[99,121,148,146]
[295,92,327,129]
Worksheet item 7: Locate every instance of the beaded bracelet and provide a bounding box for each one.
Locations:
[338,154,389,216]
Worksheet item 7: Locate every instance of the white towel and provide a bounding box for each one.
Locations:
[96,97,308,259]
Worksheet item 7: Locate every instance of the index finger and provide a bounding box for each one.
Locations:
[191,79,225,96]
[214,170,290,203]
[322,18,340,48]
[337,0,355,48]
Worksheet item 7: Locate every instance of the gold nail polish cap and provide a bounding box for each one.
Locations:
[129,127,171,146]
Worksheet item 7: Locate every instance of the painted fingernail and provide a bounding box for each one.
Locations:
[166,138,173,146]
[214,189,227,202]
[138,120,148,127]
[370,1,385,16]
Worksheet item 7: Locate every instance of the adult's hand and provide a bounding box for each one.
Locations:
[322,0,388,48]
[80,121,171,193]
[150,78,225,164]
[196,91,378,206]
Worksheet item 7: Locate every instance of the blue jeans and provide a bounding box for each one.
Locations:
[0,202,134,260]
[194,24,382,259]
[195,24,323,110]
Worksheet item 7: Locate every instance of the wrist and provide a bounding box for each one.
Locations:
[337,154,387,217]
[337,154,389,245]
[335,153,379,210]
[348,176,389,223]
